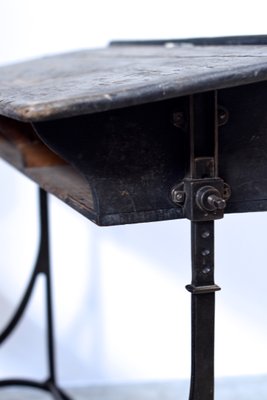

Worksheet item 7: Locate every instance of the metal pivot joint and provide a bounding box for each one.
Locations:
[172,92,230,400]
[171,159,231,222]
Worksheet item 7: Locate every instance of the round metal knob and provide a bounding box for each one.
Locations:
[196,186,226,212]
[207,194,226,210]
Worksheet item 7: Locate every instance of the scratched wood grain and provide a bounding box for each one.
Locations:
[1,45,267,121]
[0,116,96,220]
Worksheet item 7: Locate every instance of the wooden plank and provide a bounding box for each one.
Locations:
[0,116,65,168]
[1,45,267,121]
[0,117,96,221]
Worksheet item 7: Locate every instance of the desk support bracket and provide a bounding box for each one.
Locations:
[172,92,230,400]
[0,189,72,400]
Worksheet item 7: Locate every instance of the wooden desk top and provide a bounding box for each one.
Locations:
[1,44,267,122]
[1,38,267,225]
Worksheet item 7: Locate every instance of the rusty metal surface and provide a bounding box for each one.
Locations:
[1,45,267,121]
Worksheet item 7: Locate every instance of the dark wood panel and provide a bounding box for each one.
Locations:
[1,45,267,121]
[0,117,96,222]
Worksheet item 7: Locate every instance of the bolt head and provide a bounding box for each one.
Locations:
[217,107,229,126]
[223,183,231,200]
[172,112,185,129]
[208,196,226,210]
[175,192,184,201]
[171,188,185,204]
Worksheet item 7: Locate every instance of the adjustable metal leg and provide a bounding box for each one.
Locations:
[0,188,72,400]
[187,221,220,400]
[171,92,230,399]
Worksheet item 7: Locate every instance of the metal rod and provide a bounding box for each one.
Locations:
[38,188,56,382]
[186,92,220,400]
[46,379,73,400]
[0,379,50,390]
[0,268,38,344]
[0,379,72,400]
[0,188,72,400]
[188,220,217,400]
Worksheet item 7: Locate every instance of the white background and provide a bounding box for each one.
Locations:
[1,0,267,388]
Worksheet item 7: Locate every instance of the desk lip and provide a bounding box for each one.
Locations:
[2,44,267,122]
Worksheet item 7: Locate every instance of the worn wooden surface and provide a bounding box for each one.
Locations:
[2,44,267,224]
[0,116,96,221]
[2,78,267,225]
[1,45,267,121]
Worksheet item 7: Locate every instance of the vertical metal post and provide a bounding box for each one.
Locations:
[188,221,217,400]
[37,189,72,400]
[37,188,56,383]
[187,92,221,400]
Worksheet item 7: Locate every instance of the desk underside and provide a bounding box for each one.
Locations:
[1,43,267,225]
[0,80,267,225]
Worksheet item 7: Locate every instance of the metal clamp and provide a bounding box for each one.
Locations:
[186,284,221,294]
[171,178,231,221]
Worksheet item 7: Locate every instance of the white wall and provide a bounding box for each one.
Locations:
[1,0,267,387]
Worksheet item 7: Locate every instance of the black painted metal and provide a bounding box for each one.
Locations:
[33,99,187,225]
[218,81,267,214]
[0,379,71,400]
[31,80,267,226]
[188,221,217,400]
[0,189,72,400]
[185,92,221,400]
[0,263,37,344]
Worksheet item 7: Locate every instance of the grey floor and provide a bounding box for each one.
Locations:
[1,376,267,400]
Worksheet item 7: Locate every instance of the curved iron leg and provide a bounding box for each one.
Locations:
[0,188,72,400]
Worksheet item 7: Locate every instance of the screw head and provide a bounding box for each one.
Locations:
[217,106,229,126]
[171,187,185,205]
[172,112,185,129]
[223,183,231,200]
[175,192,184,202]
